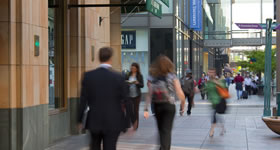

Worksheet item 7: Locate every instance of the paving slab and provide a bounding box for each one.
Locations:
[47,92,280,150]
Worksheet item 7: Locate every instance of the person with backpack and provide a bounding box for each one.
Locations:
[181,69,195,115]
[144,55,185,150]
[206,68,227,137]
[234,73,244,100]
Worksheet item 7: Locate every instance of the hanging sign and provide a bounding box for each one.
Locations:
[160,0,169,7]
[236,23,280,30]
[190,0,202,31]
[146,0,162,18]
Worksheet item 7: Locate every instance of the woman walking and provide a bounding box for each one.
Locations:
[206,69,227,137]
[198,72,207,100]
[144,56,185,150]
[125,63,144,130]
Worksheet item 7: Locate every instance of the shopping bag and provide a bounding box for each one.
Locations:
[216,85,230,99]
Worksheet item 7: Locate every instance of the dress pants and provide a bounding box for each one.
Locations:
[154,103,176,150]
[131,96,141,129]
[90,130,120,150]
[245,85,251,95]
[185,93,194,115]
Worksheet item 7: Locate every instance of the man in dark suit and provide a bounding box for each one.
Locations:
[78,47,127,150]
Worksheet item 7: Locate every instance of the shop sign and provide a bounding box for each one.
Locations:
[190,0,202,31]
[235,23,280,30]
[121,31,136,49]
[160,0,169,7]
[146,0,162,18]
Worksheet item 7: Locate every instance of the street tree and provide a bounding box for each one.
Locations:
[237,49,276,78]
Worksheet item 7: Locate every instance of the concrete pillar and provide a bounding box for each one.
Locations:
[276,0,280,115]
[0,0,49,149]
[68,0,112,134]
[110,0,122,71]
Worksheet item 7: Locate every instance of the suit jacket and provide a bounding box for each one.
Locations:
[78,67,127,131]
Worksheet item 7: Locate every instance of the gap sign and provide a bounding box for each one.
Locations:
[146,0,162,18]
[121,31,136,49]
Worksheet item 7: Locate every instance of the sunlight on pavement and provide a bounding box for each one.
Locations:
[117,142,208,150]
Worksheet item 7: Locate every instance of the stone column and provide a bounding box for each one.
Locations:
[0,0,49,149]
[276,0,280,115]
[110,0,122,71]
[68,0,112,134]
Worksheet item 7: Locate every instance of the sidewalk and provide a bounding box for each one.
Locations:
[47,94,280,150]
[194,84,277,107]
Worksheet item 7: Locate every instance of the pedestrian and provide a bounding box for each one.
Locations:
[206,68,227,137]
[254,74,259,83]
[251,80,258,95]
[198,72,207,100]
[144,55,185,150]
[125,63,144,130]
[78,47,127,150]
[181,69,195,115]
[234,73,244,100]
[244,74,252,96]
[205,73,210,81]
[225,72,231,89]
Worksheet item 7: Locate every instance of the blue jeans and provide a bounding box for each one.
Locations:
[237,90,242,99]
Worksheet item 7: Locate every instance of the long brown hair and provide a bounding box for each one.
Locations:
[129,62,141,76]
[149,55,175,77]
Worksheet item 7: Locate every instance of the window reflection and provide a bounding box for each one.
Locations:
[48,0,65,110]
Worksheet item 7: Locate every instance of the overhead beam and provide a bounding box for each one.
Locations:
[68,3,146,8]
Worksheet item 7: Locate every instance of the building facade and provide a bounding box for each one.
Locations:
[203,0,232,76]
[175,0,204,80]
[0,0,122,149]
[121,0,204,87]
[121,1,173,93]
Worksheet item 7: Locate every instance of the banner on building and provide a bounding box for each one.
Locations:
[121,31,136,49]
[190,0,202,31]
[274,0,277,20]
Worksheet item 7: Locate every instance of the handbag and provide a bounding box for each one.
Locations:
[216,85,230,99]
[216,98,227,114]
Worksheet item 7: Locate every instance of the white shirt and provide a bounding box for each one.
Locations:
[244,78,252,86]
[99,63,112,69]
[205,76,210,81]
[251,81,257,88]
[254,76,259,81]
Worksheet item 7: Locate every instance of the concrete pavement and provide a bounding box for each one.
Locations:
[46,108,280,150]
[194,84,277,107]
[46,84,280,150]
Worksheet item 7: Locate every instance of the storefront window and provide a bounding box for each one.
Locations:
[176,31,183,77]
[48,0,65,110]
[184,35,189,72]
[203,0,232,40]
